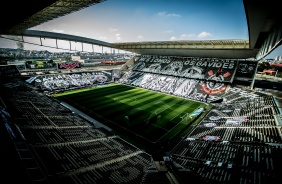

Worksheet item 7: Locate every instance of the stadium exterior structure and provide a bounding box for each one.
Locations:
[1,0,282,183]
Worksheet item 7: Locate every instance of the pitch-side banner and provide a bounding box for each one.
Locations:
[34,70,112,91]
[0,65,20,78]
[57,61,81,70]
[234,61,257,79]
[134,56,237,83]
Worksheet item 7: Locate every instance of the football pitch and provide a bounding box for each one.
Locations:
[53,83,208,145]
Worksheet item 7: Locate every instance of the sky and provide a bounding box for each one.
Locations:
[0,0,281,58]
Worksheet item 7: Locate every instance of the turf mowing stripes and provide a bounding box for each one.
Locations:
[53,84,207,145]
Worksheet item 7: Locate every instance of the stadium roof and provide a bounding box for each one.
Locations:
[0,0,281,59]
[111,39,255,59]
[0,0,105,34]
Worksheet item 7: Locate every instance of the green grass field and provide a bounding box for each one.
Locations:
[53,83,208,148]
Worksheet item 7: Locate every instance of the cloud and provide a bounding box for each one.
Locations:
[137,35,144,40]
[157,11,181,17]
[109,28,118,32]
[115,33,122,41]
[163,30,174,34]
[52,29,64,33]
[170,31,213,40]
[170,34,196,40]
[99,36,107,40]
[197,31,212,38]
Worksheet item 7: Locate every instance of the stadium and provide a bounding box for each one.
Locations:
[1,0,282,184]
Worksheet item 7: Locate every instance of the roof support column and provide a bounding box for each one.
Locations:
[39,37,42,46]
[250,61,259,90]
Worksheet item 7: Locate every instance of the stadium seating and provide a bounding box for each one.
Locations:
[118,55,282,183]
[1,55,282,183]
